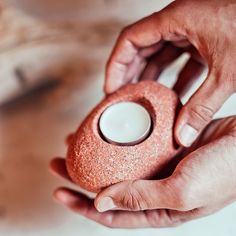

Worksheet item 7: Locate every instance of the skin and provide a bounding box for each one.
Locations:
[50,0,236,228]
[104,0,236,147]
[50,117,236,228]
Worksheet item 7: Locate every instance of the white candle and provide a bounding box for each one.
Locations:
[99,102,151,145]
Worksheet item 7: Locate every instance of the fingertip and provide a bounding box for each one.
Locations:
[104,80,121,95]
[94,185,118,212]
[103,84,113,95]
[49,157,64,167]
[95,196,117,213]
[53,187,69,204]
[53,187,83,206]
[49,157,73,182]
[94,191,104,211]
[174,111,185,147]
[174,125,186,147]
[65,133,74,145]
[49,158,62,174]
[174,109,195,147]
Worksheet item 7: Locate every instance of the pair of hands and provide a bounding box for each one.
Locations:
[50,0,236,228]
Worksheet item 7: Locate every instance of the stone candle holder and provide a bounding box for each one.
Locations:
[66,81,181,193]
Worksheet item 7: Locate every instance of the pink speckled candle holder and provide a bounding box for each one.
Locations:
[66,81,181,193]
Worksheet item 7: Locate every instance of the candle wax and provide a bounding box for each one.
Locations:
[99,102,151,145]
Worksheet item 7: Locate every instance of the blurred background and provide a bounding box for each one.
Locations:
[0,0,236,235]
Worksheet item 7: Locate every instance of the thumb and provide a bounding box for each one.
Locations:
[175,70,234,147]
[94,178,183,212]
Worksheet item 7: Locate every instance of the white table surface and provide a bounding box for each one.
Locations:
[0,1,236,235]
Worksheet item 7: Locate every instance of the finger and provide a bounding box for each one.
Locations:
[139,41,164,58]
[105,6,187,94]
[94,177,189,212]
[65,133,74,145]
[95,128,236,215]
[176,132,236,208]
[49,158,72,182]
[139,43,182,81]
[53,187,152,228]
[125,55,146,83]
[181,116,236,156]
[173,57,205,98]
[186,45,205,65]
[174,68,235,147]
[54,187,202,228]
[128,42,164,82]
[163,207,207,225]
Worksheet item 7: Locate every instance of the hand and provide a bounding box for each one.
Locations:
[104,0,236,147]
[50,116,236,228]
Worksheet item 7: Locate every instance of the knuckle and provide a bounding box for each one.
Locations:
[215,68,236,92]
[120,180,148,211]
[145,209,184,228]
[145,210,162,227]
[145,209,183,228]
[188,104,214,127]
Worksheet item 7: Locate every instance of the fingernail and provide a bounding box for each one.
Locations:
[97,197,116,212]
[178,124,198,147]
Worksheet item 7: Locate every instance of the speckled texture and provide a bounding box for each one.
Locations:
[66,81,181,192]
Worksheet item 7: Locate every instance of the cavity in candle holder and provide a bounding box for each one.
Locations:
[99,102,151,145]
